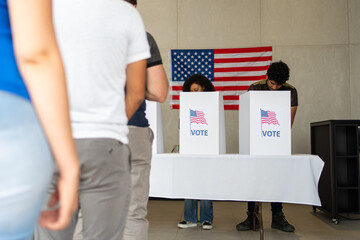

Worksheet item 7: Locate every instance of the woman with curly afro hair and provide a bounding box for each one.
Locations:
[182,74,215,92]
[177,74,215,231]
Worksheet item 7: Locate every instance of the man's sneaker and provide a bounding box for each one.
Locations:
[236,211,259,231]
[177,221,197,229]
[271,212,295,232]
[202,221,213,230]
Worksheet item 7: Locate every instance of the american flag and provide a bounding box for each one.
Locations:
[190,109,207,125]
[170,46,272,110]
[261,109,280,126]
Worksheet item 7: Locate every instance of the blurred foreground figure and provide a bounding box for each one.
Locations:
[35,0,149,239]
[0,0,79,238]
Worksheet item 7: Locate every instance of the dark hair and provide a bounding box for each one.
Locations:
[182,74,215,92]
[267,61,290,85]
[124,0,137,5]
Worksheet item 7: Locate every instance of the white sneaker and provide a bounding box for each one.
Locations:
[178,221,197,229]
[202,221,213,230]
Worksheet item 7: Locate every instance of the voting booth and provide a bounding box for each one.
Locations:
[239,91,291,155]
[179,92,225,154]
[145,100,164,154]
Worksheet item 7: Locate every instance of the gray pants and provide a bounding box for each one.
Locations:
[123,127,153,240]
[35,138,131,240]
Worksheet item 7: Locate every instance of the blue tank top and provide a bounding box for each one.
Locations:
[0,1,30,100]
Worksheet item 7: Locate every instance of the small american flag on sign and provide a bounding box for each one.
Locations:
[190,109,207,125]
[170,46,272,110]
[261,109,280,126]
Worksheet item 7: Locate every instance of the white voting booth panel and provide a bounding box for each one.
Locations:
[179,92,225,154]
[145,100,164,154]
[239,91,291,155]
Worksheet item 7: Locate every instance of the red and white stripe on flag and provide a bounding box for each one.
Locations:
[170,46,272,110]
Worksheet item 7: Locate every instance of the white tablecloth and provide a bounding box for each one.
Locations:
[149,154,324,206]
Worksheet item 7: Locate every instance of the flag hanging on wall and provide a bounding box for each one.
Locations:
[169,46,272,110]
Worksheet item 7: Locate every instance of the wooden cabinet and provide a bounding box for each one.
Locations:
[311,120,360,224]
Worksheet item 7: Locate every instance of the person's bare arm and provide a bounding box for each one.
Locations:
[145,64,168,103]
[125,59,147,119]
[8,0,79,230]
[291,106,297,127]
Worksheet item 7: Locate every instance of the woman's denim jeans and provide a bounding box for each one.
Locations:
[0,91,53,239]
[184,199,213,223]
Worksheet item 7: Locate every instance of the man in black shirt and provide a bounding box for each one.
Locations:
[236,61,298,233]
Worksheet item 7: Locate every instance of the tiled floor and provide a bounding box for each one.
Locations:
[148,199,360,240]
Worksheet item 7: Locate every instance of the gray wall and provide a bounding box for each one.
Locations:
[137,0,360,154]
[350,0,360,119]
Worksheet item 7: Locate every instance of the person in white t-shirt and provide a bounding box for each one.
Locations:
[35,1,150,239]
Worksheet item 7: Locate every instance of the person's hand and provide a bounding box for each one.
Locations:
[38,172,79,230]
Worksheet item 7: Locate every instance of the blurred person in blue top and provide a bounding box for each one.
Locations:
[0,0,79,239]
[177,74,215,230]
